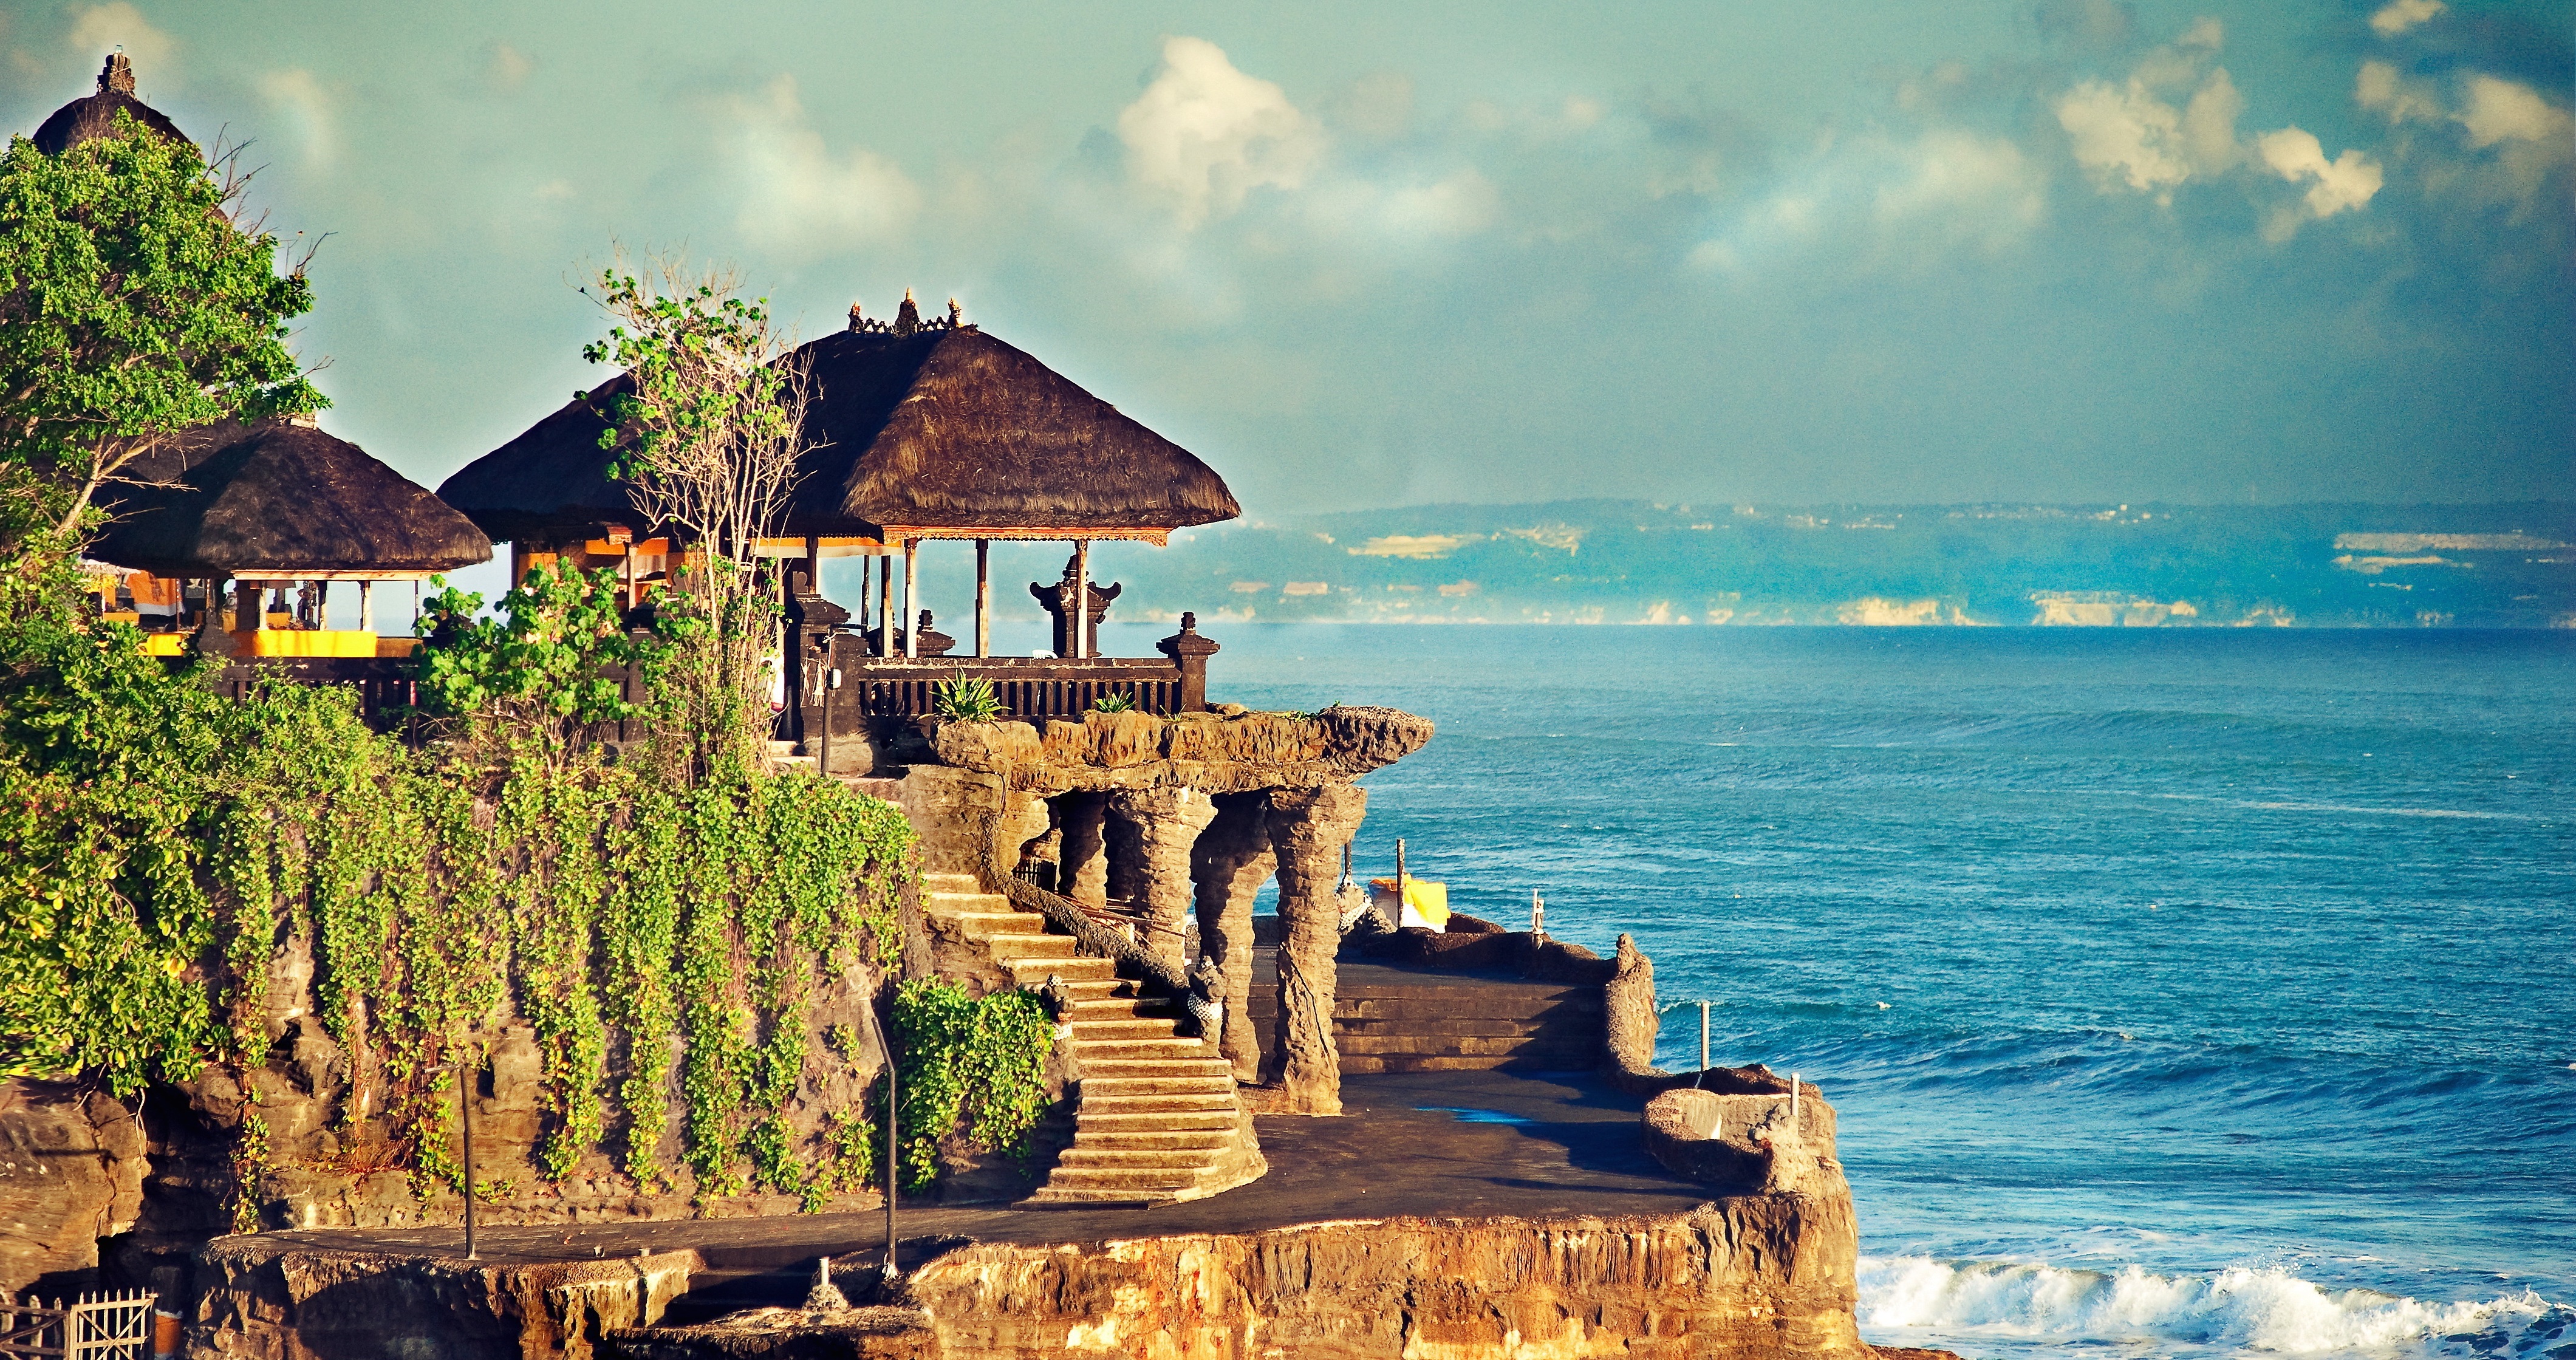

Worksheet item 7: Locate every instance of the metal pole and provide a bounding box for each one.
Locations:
[884,1047,898,1279]
[1395,839,1407,927]
[822,667,839,776]
[1698,1000,1711,1072]
[974,539,990,658]
[901,539,917,659]
[458,1056,477,1260]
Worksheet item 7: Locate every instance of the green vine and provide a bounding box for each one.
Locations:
[887,979,1054,1193]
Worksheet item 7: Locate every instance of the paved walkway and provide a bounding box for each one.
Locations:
[248,1070,1701,1319]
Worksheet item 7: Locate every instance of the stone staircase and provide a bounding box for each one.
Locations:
[917,871,1263,1205]
[764,738,819,775]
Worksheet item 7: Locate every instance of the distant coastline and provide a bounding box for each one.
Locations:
[1064,499,2576,630]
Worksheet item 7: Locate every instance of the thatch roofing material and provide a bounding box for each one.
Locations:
[89,421,494,577]
[32,55,186,155]
[437,326,1241,544]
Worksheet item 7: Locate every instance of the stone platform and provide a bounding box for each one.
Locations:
[1245,947,1605,1074]
[182,1071,1899,1358]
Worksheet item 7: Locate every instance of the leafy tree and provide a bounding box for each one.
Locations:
[412,559,661,768]
[0,109,323,576]
[582,255,808,783]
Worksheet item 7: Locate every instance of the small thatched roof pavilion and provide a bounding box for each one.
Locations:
[90,420,491,651]
[33,53,185,154]
[439,302,1239,657]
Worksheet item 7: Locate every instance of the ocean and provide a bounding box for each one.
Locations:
[1095,621,2576,1360]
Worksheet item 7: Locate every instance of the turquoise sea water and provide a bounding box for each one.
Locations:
[1104,621,2576,1360]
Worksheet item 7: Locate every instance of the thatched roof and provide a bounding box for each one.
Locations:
[32,55,186,155]
[438,322,1241,544]
[89,421,493,577]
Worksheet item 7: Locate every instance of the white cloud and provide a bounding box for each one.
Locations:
[2457,74,2572,148]
[66,3,175,86]
[2369,0,2445,38]
[1304,168,1499,241]
[2181,67,2244,173]
[2253,127,2383,239]
[1873,130,2047,250]
[1117,36,1323,230]
[256,68,339,169]
[2354,59,2445,125]
[726,75,921,261]
[2057,80,2190,195]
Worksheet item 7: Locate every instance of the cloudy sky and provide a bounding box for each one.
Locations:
[4,0,2569,514]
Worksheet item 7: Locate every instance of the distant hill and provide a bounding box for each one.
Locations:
[1101,501,2576,627]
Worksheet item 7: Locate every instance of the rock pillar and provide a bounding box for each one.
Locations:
[1055,793,1110,907]
[1190,796,1275,1081]
[1109,787,1220,974]
[1263,783,1367,1115]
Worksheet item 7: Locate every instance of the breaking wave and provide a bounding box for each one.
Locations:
[1857,1256,2574,1358]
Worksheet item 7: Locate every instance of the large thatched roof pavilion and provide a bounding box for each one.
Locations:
[439,299,1239,661]
[90,420,492,655]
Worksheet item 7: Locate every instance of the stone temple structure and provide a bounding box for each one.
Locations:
[898,703,1435,1126]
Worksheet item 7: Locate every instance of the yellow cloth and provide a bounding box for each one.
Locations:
[241,630,378,658]
[1368,877,1450,929]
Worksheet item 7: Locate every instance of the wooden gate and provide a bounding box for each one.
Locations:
[1,1293,157,1360]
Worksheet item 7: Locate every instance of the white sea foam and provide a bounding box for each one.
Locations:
[1856,1254,2569,1358]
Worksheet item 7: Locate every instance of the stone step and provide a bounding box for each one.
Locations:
[941,911,1050,941]
[1076,1092,1239,1116]
[1020,1186,1172,1206]
[1056,1147,1226,1170]
[1070,1037,1209,1059]
[1080,1075,1235,1097]
[1010,957,1115,983]
[764,739,798,755]
[1078,1058,1234,1078]
[1037,1166,1212,1191]
[985,934,1077,960]
[1073,1129,1234,1152]
[1074,1115,1240,1139]
[771,755,819,773]
[920,872,980,891]
[1063,1019,1178,1041]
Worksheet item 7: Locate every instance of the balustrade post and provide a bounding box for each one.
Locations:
[1156,612,1220,713]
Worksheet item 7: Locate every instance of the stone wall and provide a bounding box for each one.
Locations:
[902,1198,1870,1359]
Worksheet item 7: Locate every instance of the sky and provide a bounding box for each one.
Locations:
[3,0,2570,517]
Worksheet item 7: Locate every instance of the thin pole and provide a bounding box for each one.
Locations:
[884,1048,898,1279]
[974,538,991,658]
[358,581,374,633]
[902,539,918,658]
[1073,539,1090,658]
[1698,1000,1711,1071]
[1395,839,1407,926]
[459,1056,477,1260]
[877,552,892,656]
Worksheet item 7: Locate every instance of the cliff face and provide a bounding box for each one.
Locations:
[903,1197,1867,1359]
[0,1082,148,1296]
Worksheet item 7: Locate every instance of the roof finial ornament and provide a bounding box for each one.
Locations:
[946,297,962,327]
[101,50,136,97]
[847,299,864,333]
[894,288,920,336]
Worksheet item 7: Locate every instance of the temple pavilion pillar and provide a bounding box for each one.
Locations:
[1262,783,1368,1115]
[1109,787,1220,974]
[1190,795,1275,1082]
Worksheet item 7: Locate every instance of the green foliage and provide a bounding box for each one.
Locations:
[887,979,1054,1193]
[931,674,1002,722]
[1088,691,1136,714]
[0,111,321,557]
[411,561,660,767]
[0,572,915,1211]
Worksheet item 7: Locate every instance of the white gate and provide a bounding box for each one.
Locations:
[1,1292,157,1360]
